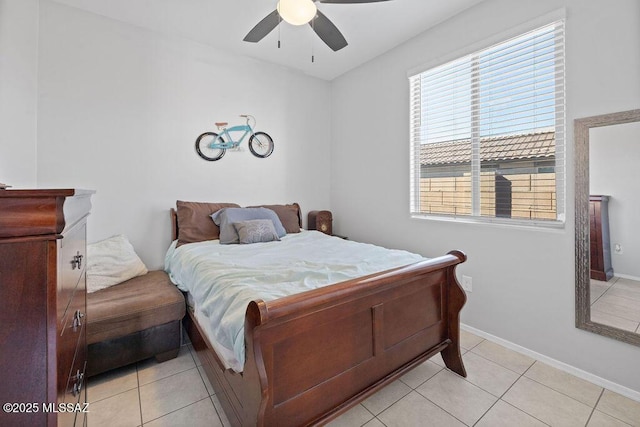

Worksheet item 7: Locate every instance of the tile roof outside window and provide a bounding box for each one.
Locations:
[420,130,555,166]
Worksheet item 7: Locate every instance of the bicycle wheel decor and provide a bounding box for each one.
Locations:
[195,132,226,161]
[248,132,274,158]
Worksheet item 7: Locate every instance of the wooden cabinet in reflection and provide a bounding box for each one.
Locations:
[590,195,614,281]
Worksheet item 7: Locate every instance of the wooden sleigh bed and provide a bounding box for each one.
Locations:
[169,205,467,426]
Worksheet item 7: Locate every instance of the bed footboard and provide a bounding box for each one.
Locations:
[233,250,467,426]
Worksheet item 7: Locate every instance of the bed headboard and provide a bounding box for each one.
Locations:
[170,203,302,243]
[170,208,178,241]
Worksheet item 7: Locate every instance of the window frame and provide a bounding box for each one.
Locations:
[408,14,566,229]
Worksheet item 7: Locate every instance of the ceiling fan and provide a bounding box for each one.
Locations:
[243,0,390,52]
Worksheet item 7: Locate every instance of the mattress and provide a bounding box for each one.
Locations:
[165,230,425,372]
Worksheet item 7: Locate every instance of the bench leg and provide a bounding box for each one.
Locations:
[155,348,180,363]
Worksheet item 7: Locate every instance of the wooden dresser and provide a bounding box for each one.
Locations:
[590,195,614,281]
[0,189,94,427]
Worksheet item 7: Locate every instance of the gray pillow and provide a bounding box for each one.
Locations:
[211,207,286,244]
[234,219,281,244]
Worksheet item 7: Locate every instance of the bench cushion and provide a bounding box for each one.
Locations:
[87,270,185,345]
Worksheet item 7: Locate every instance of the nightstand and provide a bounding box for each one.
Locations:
[308,210,332,235]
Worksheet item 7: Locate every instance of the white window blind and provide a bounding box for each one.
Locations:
[409,21,565,225]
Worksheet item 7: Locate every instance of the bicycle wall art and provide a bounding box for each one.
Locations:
[195,115,274,161]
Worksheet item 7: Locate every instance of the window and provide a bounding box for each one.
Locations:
[409,21,565,225]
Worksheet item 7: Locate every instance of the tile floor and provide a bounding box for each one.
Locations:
[86,330,640,427]
[591,277,640,333]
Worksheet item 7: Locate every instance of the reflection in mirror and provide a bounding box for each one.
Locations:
[589,122,640,333]
[575,109,640,346]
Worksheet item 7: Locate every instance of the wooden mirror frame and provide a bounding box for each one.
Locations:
[575,108,640,345]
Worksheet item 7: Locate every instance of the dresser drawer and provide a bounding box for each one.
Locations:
[64,355,87,405]
[58,328,86,427]
[57,283,86,400]
[58,222,87,322]
[59,358,86,427]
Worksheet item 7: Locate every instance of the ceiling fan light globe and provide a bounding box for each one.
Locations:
[277,0,317,26]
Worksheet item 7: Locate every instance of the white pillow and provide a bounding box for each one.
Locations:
[86,235,148,293]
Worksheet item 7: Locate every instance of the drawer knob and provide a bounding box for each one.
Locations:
[71,251,84,270]
[72,310,85,331]
[71,370,85,397]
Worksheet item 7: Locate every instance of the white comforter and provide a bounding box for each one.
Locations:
[165,230,425,371]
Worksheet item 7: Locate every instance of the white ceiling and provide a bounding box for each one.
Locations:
[50,0,484,80]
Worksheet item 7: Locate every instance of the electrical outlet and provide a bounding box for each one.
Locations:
[614,243,623,254]
[462,275,472,292]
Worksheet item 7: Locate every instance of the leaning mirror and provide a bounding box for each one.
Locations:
[575,109,640,345]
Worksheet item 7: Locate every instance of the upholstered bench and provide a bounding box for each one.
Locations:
[86,270,186,377]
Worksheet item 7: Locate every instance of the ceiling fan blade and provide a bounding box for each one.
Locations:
[243,10,280,43]
[310,10,348,51]
[319,0,390,3]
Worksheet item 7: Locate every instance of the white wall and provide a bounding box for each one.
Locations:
[36,1,332,268]
[331,0,640,392]
[0,0,39,187]
[591,122,640,278]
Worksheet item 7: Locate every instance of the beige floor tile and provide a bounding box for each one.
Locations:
[361,380,412,415]
[188,343,203,367]
[430,348,467,368]
[211,394,231,427]
[611,278,640,292]
[503,376,592,426]
[399,359,442,389]
[605,286,640,302]
[598,294,640,311]
[591,310,639,332]
[362,418,385,427]
[588,410,634,426]
[591,281,611,304]
[137,346,196,386]
[416,369,497,425]
[86,388,141,427]
[87,364,138,403]
[460,329,484,350]
[377,391,465,427]
[143,397,222,427]
[524,361,603,407]
[325,404,374,427]
[431,353,446,367]
[461,351,520,397]
[475,400,547,427]
[470,340,535,374]
[197,365,215,396]
[597,390,640,427]
[592,299,640,322]
[139,368,208,423]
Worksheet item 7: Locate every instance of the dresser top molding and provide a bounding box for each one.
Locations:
[0,189,94,239]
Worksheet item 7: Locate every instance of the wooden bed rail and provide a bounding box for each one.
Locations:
[251,250,466,324]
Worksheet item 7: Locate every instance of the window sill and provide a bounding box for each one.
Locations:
[410,212,566,231]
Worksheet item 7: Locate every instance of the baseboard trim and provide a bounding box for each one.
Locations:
[460,323,640,403]
[614,273,640,282]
